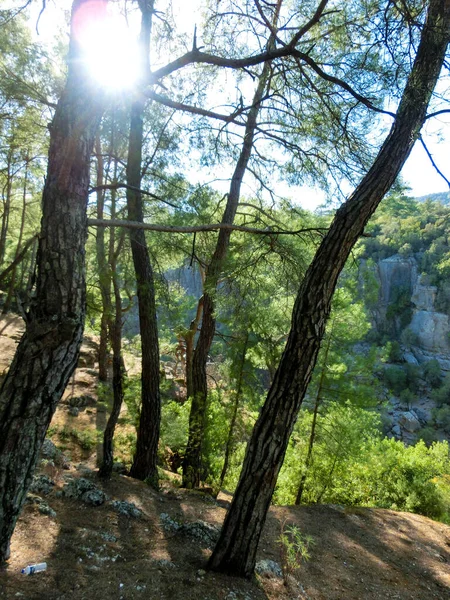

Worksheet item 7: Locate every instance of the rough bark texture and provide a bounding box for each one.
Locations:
[0,0,104,563]
[208,0,450,577]
[128,0,161,486]
[181,6,282,487]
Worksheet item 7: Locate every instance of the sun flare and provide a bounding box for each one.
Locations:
[73,1,141,91]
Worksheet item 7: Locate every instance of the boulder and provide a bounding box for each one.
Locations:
[255,559,283,579]
[63,477,107,506]
[398,411,421,433]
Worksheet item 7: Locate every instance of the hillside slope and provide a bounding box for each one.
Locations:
[0,316,449,600]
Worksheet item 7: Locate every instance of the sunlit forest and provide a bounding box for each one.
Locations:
[1,1,450,598]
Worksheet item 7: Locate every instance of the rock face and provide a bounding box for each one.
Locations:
[378,255,417,305]
[375,255,450,368]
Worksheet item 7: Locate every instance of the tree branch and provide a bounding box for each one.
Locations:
[87,217,327,237]
[419,135,450,188]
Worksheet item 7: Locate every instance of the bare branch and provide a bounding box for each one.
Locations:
[419,136,450,188]
[146,90,247,124]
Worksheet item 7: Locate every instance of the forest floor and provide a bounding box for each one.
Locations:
[0,315,450,600]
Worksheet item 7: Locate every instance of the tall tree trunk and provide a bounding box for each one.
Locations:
[3,156,29,313]
[219,332,249,489]
[94,136,110,383]
[0,151,13,269]
[182,2,283,488]
[208,0,450,577]
[0,0,105,563]
[128,0,161,486]
[295,329,332,505]
[98,156,125,478]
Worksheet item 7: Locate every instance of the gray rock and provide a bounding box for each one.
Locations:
[255,559,283,579]
[180,520,220,547]
[29,474,55,495]
[398,411,421,433]
[160,512,181,532]
[153,558,176,569]
[63,477,107,505]
[392,425,402,437]
[68,406,80,417]
[41,439,58,460]
[410,311,450,354]
[26,493,56,518]
[69,394,95,408]
[111,500,142,518]
[411,408,429,425]
[403,351,419,366]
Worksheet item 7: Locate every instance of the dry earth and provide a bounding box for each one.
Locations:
[0,315,450,600]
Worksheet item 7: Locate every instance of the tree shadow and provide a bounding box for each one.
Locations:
[268,503,450,600]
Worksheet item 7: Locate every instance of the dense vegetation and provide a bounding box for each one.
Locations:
[1,0,449,576]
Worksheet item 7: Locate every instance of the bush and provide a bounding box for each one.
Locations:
[423,359,442,388]
[387,341,402,362]
[433,406,450,432]
[431,373,450,407]
[384,366,407,395]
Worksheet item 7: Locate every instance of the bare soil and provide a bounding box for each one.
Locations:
[1,315,450,600]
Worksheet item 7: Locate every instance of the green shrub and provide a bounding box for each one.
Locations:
[431,373,450,407]
[384,366,407,395]
[423,359,442,388]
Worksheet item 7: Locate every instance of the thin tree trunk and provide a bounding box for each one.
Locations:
[128,0,161,486]
[0,235,37,288]
[208,0,450,577]
[94,136,110,383]
[182,2,283,488]
[295,330,332,505]
[0,152,13,268]
[3,156,29,313]
[98,155,126,478]
[0,0,104,563]
[184,296,204,399]
[219,332,249,489]
[99,204,125,477]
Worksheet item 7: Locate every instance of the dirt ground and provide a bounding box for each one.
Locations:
[1,315,450,600]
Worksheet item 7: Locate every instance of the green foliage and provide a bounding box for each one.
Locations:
[278,523,314,573]
[386,341,402,362]
[384,366,407,395]
[159,399,190,455]
[431,374,450,407]
[433,406,450,433]
[423,359,442,388]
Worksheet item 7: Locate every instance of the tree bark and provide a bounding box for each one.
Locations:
[128,0,161,486]
[0,0,105,563]
[182,2,283,488]
[208,0,450,577]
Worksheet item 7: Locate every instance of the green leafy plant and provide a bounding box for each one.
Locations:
[278,523,314,573]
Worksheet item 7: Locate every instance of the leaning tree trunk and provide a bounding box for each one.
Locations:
[208,0,450,577]
[181,3,282,488]
[0,0,104,563]
[128,0,161,486]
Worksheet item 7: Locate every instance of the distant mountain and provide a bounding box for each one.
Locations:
[415,191,450,205]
